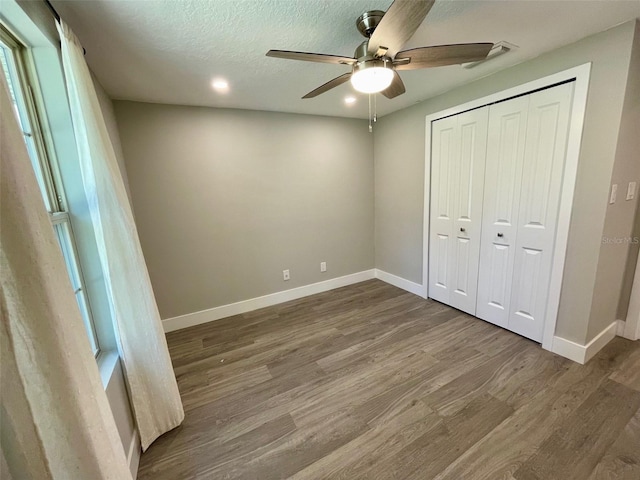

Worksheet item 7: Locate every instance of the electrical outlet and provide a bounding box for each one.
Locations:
[320,262,327,273]
[610,184,618,204]
[283,269,290,281]
[627,181,637,201]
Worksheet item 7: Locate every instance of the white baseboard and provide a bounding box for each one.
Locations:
[128,432,140,479]
[374,269,426,299]
[552,320,618,364]
[551,336,587,364]
[621,316,640,341]
[162,269,376,332]
[616,319,627,337]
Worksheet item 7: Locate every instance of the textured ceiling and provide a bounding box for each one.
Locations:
[52,0,640,119]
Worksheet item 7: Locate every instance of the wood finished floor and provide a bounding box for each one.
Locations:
[138,280,640,480]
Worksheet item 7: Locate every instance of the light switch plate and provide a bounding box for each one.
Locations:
[627,181,637,201]
[610,184,618,204]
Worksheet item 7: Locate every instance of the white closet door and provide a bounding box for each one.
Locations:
[508,82,574,341]
[429,107,488,314]
[429,115,458,306]
[476,96,530,328]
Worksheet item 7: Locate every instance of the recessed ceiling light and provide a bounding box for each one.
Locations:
[212,78,229,92]
[344,96,357,105]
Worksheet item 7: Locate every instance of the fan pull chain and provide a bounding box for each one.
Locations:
[374,94,377,124]
[368,93,372,133]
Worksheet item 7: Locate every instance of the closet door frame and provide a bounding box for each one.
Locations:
[422,63,591,352]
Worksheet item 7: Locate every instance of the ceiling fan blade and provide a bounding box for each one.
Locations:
[381,71,406,99]
[367,0,435,58]
[266,50,356,65]
[302,72,352,99]
[394,43,494,70]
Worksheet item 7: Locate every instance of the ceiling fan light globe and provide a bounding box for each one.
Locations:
[350,67,394,94]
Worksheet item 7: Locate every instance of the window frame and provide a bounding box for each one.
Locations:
[1,23,101,356]
[0,25,61,211]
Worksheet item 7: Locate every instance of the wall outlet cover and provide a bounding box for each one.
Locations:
[610,184,618,204]
[627,181,637,201]
[283,269,290,281]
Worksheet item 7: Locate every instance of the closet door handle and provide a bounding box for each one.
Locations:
[460,227,466,232]
[497,232,504,238]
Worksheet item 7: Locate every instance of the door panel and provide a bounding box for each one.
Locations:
[457,122,479,221]
[508,82,574,341]
[493,114,524,224]
[429,116,458,305]
[429,107,488,313]
[476,96,529,327]
[434,234,450,290]
[453,237,471,295]
[512,247,543,322]
[487,243,510,321]
[450,109,489,313]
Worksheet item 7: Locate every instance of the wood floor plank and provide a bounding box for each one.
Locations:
[138,280,640,480]
[138,413,297,479]
[199,409,370,480]
[432,350,624,480]
[180,364,272,411]
[513,378,640,480]
[587,407,640,480]
[289,350,438,428]
[289,400,441,480]
[355,393,513,480]
[609,342,640,391]
[138,363,328,470]
[422,341,536,416]
[353,347,489,428]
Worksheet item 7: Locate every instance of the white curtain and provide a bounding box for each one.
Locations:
[0,72,132,479]
[57,20,184,451]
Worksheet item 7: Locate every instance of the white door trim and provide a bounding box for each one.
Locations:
[623,253,640,340]
[423,63,592,352]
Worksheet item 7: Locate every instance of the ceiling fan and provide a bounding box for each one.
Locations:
[266,0,493,99]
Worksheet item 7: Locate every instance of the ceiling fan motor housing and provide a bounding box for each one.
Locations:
[352,53,392,74]
[353,40,393,71]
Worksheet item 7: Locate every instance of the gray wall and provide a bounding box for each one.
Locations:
[114,102,374,319]
[374,21,637,344]
[612,21,640,330]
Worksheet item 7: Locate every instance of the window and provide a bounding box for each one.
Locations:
[1,26,100,356]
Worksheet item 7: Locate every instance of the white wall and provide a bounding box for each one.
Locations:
[114,102,374,320]
[374,21,637,345]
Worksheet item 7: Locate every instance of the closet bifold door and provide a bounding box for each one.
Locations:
[507,82,574,342]
[429,107,489,314]
[476,96,530,329]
